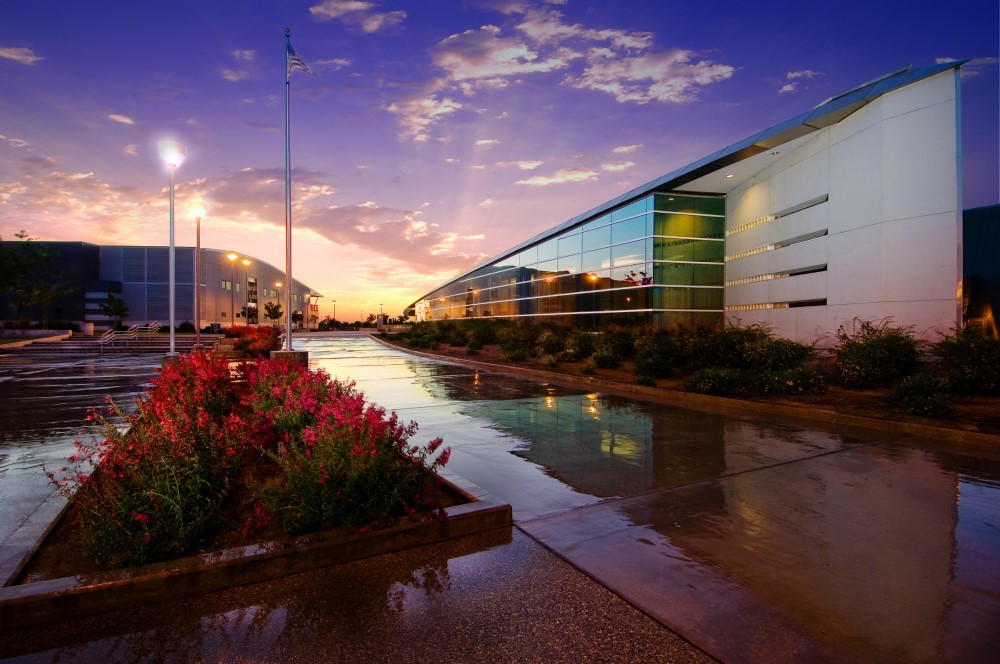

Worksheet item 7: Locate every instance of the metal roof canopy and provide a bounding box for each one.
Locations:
[410,60,966,306]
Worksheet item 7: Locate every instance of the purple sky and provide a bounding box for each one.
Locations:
[1,0,997,319]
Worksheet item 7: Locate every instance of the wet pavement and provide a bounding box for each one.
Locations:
[2,334,999,662]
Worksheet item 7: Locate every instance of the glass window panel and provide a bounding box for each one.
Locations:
[558,254,581,274]
[580,213,611,233]
[696,197,726,216]
[653,262,693,286]
[611,263,652,288]
[612,216,646,244]
[654,237,694,261]
[582,225,611,251]
[654,213,695,237]
[692,263,724,285]
[695,216,725,238]
[519,246,537,265]
[654,195,697,214]
[536,259,557,275]
[693,240,725,262]
[558,234,582,256]
[613,288,648,309]
[612,240,645,267]
[581,248,611,272]
[611,200,646,221]
[537,240,557,262]
[692,288,724,309]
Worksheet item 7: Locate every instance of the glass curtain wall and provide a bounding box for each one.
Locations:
[418,193,725,329]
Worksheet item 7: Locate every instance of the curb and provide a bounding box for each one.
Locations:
[0,469,510,631]
[372,336,1000,448]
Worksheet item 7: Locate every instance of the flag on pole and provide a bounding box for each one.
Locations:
[286,38,314,78]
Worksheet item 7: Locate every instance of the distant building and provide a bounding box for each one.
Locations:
[0,242,321,330]
[409,61,981,342]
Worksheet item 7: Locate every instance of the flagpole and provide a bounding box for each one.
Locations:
[283,28,293,351]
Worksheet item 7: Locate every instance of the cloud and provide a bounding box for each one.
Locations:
[938,56,999,78]
[219,48,260,82]
[601,161,634,172]
[478,198,495,207]
[0,133,30,149]
[431,24,573,90]
[516,167,598,186]
[613,144,642,154]
[310,1,406,33]
[566,48,734,104]
[497,160,543,169]
[778,82,796,94]
[107,114,135,125]
[314,58,352,71]
[787,70,821,79]
[385,89,463,142]
[123,144,140,157]
[0,46,43,65]
[516,8,652,50]
[475,138,501,147]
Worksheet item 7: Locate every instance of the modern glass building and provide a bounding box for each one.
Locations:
[415,194,725,329]
[409,60,971,342]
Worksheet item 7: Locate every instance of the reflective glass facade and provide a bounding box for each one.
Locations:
[413,193,725,329]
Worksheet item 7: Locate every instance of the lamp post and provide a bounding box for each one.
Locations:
[332,300,336,329]
[226,252,238,324]
[193,205,206,348]
[242,259,251,323]
[158,140,186,358]
[378,303,383,331]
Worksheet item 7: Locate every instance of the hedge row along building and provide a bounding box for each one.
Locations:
[408,61,983,343]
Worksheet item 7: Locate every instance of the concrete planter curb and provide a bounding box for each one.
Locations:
[0,470,510,631]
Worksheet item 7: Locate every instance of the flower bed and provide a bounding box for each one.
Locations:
[41,352,455,571]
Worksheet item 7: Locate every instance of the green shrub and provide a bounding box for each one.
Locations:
[835,318,920,389]
[695,321,813,371]
[636,375,657,387]
[930,328,1000,395]
[892,374,953,418]
[685,367,746,396]
[562,331,595,361]
[581,361,596,375]
[535,328,565,357]
[752,368,827,395]
[633,329,686,378]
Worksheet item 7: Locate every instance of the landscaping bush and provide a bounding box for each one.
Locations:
[241,361,450,534]
[535,328,565,357]
[592,327,634,369]
[685,367,746,396]
[47,355,452,568]
[224,325,282,357]
[834,318,920,389]
[892,373,953,418]
[930,328,1000,395]
[752,368,827,395]
[47,352,245,568]
[695,321,813,371]
[561,331,595,362]
[633,329,686,379]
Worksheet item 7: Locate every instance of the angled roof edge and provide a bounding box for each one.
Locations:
[410,60,966,306]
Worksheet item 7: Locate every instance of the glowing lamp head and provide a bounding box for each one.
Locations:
[241,259,251,267]
[158,140,186,169]
[227,252,238,262]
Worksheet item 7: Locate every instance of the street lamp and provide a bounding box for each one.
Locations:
[332,299,336,330]
[158,139,186,357]
[226,252,238,324]
[241,259,251,323]
[275,281,283,328]
[192,204,206,348]
[378,303,383,330]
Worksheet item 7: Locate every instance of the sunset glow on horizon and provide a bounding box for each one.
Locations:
[1,0,997,320]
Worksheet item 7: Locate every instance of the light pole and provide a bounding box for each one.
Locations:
[158,139,186,357]
[226,252,238,324]
[193,205,206,348]
[378,303,383,331]
[332,300,336,329]
[242,259,251,323]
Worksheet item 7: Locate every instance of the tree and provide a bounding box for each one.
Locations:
[98,293,129,330]
[1,231,56,320]
[264,301,283,327]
